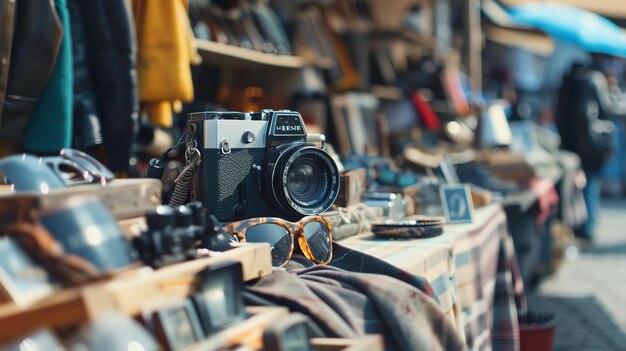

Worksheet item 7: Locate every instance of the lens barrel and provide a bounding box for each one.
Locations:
[264,144,339,218]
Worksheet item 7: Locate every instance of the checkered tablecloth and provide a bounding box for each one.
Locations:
[339,204,524,351]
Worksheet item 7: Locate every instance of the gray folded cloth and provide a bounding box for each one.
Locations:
[244,265,465,351]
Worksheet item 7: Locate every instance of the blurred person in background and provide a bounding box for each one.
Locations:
[555,54,626,244]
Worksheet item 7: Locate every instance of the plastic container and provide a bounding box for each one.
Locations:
[519,311,558,351]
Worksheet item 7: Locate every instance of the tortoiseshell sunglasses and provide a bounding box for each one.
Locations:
[224,216,333,267]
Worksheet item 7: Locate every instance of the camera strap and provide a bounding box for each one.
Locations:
[169,137,202,207]
[146,130,189,180]
[147,127,202,207]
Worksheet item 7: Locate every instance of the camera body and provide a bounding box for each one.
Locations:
[187,109,339,222]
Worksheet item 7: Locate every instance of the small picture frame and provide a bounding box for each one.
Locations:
[0,237,55,305]
[152,299,205,351]
[439,184,474,224]
[330,93,381,157]
[190,260,246,335]
[263,313,323,351]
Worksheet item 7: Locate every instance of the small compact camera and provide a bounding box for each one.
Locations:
[187,109,340,222]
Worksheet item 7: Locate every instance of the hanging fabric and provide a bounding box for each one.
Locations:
[132,0,198,128]
[76,0,138,174]
[0,0,62,152]
[24,0,73,153]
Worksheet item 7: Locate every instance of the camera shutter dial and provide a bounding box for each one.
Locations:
[242,131,256,144]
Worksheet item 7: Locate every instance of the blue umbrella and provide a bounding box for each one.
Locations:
[508,2,626,58]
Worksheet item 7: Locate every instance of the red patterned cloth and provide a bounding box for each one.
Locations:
[529,178,560,224]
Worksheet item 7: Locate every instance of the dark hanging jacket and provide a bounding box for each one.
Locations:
[67,0,103,151]
[76,0,138,173]
[0,0,16,119]
[0,0,62,149]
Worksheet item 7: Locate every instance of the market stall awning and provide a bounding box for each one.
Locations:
[481,0,554,55]
[507,2,626,58]
[502,0,626,20]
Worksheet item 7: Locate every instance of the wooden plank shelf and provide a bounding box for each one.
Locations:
[0,243,272,344]
[0,179,162,229]
[371,85,404,101]
[186,306,288,351]
[196,39,307,69]
[312,335,384,351]
[187,307,384,351]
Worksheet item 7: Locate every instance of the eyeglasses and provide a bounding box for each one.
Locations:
[59,148,114,183]
[224,216,333,267]
[43,149,114,186]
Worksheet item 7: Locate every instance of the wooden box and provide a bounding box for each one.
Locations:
[334,168,366,208]
[0,179,162,231]
[0,243,272,344]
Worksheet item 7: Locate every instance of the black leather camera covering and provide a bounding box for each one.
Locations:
[195,147,269,222]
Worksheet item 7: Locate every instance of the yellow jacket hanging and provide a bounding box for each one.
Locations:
[132,0,199,127]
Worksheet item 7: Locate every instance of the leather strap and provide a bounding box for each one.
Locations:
[5,222,100,285]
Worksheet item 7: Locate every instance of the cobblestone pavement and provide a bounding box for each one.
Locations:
[529,199,626,351]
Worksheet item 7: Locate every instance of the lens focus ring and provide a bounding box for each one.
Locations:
[264,144,339,218]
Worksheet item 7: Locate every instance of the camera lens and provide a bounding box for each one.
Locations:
[264,144,339,218]
[287,162,322,202]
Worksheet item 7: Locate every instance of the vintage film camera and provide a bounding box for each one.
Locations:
[186,109,340,222]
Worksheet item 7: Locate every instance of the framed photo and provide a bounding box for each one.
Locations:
[152,299,205,351]
[330,93,381,157]
[191,260,246,335]
[0,237,55,305]
[329,94,353,157]
[263,313,323,351]
[439,184,474,224]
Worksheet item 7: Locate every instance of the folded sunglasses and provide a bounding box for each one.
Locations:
[224,216,333,267]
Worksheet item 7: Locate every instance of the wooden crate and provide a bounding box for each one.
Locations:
[0,179,162,231]
[0,243,271,344]
[187,309,384,351]
[186,306,289,351]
